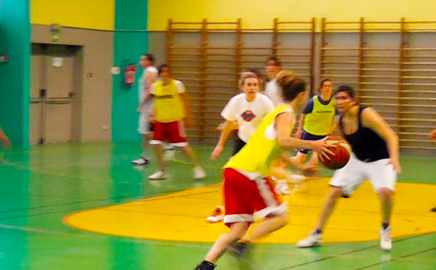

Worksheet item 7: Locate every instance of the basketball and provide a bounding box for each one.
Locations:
[320,135,351,170]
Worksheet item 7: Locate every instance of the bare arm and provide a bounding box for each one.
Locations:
[329,115,340,134]
[179,92,193,126]
[0,124,11,148]
[211,120,237,160]
[276,112,332,158]
[294,114,306,138]
[361,108,401,173]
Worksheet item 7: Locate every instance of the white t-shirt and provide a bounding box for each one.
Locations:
[138,66,158,114]
[150,79,186,94]
[264,79,283,107]
[221,93,275,143]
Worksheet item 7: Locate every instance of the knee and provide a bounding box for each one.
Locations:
[378,188,393,201]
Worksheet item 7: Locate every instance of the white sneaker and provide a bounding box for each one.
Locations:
[275,180,291,195]
[132,157,149,166]
[149,170,167,180]
[296,230,323,248]
[193,166,206,179]
[206,206,224,223]
[380,227,392,251]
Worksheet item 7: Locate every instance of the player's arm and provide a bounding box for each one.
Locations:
[361,108,401,173]
[137,82,155,113]
[276,112,332,159]
[179,92,193,125]
[0,124,11,148]
[211,120,236,160]
[329,115,340,134]
[295,114,305,138]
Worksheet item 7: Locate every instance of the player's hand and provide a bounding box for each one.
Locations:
[388,159,402,173]
[294,130,302,138]
[147,114,156,124]
[430,129,436,139]
[0,135,11,149]
[136,106,143,113]
[300,162,320,176]
[211,145,223,160]
[314,137,335,161]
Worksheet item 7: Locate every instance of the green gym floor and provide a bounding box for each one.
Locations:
[1,142,436,270]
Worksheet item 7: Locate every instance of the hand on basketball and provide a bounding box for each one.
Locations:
[430,129,436,140]
[315,137,335,162]
[211,145,223,160]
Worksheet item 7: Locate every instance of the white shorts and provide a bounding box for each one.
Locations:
[329,154,396,197]
[138,113,152,135]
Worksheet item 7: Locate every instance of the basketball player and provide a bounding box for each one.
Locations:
[430,128,436,212]
[207,71,275,223]
[264,56,282,106]
[0,123,10,148]
[147,64,206,180]
[133,53,158,166]
[297,85,401,251]
[194,73,332,270]
[292,78,339,170]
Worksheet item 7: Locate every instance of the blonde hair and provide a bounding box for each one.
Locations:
[238,71,262,89]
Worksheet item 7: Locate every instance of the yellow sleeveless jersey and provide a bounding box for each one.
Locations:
[154,80,185,123]
[224,105,294,177]
[303,95,336,136]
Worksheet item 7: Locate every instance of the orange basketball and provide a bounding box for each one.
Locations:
[320,135,351,170]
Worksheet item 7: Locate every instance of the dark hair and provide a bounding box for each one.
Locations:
[266,56,281,67]
[335,85,356,98]
[276,71,306,101]
[158,64,169,74]
[144,53,155,64]
[320,78,332,89]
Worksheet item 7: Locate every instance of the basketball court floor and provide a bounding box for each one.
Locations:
[1,142,435,269]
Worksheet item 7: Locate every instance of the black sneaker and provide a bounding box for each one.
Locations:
[194,261,215,270]
[132,157,149,166]
[227,241,251,257]
[431,206,436,212]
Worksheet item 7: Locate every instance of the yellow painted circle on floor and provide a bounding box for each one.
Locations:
[64,178,436,243]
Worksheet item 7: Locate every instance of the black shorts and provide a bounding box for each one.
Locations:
[298,130,327,154]
[232,137,247,156]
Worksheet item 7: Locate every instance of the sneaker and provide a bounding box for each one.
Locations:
[195,261,215,270]
[148,170,167,180]
[206,206,224,223]
[132,157,149,166]
[431,206,436,212]
[193,166,206,179]
[275,180,291,195]
[227,241,251,257]
[296,230,323,248]
[380,227,392,251]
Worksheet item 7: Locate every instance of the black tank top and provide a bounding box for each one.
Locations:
[339,106,389,162]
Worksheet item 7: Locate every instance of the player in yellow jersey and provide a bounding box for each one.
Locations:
[292,78,339,171]
[194,72,333,270]
[145,65,206,180]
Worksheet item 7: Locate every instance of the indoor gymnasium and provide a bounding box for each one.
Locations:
[1,0,436,269]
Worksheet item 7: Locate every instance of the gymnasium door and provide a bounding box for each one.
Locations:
[30,44,82,144]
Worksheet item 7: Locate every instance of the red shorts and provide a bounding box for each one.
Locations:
[223,168,287,226]
[150,121,188,147]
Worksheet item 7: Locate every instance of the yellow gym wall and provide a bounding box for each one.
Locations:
[148,0,436,31]
[31,0,115,30]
